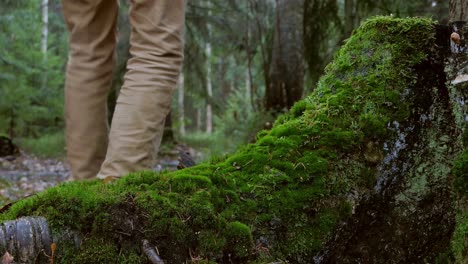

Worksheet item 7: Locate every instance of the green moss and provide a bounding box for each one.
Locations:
[453,151,468,195]
[451,150,468,263]
[451,210,468,263]
[60,237,144,264]
[359,112,389,139]
[169,174,213,194]
[224,222,254,259]
[0,16,448,263]
[463,129,468,148]
[291,99,308,117]
[198,230,227,258]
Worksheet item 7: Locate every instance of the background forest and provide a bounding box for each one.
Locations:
[0,0,448,160]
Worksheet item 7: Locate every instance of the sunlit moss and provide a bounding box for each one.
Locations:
[224,222,254,259]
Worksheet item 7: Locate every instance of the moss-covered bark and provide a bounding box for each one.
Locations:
[0,17,466,263]
[446,21,468,264]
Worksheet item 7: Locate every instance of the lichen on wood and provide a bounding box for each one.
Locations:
[0,16,466,263]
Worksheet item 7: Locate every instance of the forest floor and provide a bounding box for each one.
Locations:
[0,152,70,204]
[0,145,198,206]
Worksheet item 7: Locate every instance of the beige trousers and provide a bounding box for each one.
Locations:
[62,0,185,180]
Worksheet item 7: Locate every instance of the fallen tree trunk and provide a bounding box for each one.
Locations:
[0,217,52,263]
[0,17,466,263]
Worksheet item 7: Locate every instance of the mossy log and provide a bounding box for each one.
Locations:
[0,17,467,263]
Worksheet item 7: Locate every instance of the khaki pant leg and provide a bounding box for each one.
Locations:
[97,0,185,179]
[62,0,118,180]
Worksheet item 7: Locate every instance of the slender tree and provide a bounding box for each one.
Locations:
[266,0,305,113]
[344,0,356,37]
[205,1,214,134]
[303,0,341,91]
[41,0,48,57]
[244,3,254,111]
[41,0,49,90]
[205,39,213,134]
[197,108,202,132]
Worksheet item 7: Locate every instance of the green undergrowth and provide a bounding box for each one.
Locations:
[16,131,65,158]
[451,139,468,262]
[0,17,442,263]
[452,204,468,263]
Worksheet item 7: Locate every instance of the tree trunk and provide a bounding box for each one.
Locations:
[249,0,273,110]
[41,0,48,58]
[41,0,48,90]
[178,73,185,136]
[344,0,356,37]
[205,42,213,134]
[162,111,175,144]
[196,108,202,132]
[303,0,340,88]
[449,0,468,21]
[266,0,304,113]
[245,68,251,105]
[244,9,256,111]
[205,3,213,134]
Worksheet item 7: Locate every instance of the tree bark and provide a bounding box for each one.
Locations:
[450,0,468,21]
[266,0,304,113]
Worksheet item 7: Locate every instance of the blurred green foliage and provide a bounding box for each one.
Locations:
[0,0,449,160]
[17,132,65,158]
[0,0,67,139]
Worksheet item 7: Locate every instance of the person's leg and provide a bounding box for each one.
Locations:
[62,0,118,180]
[97,0,185,179]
